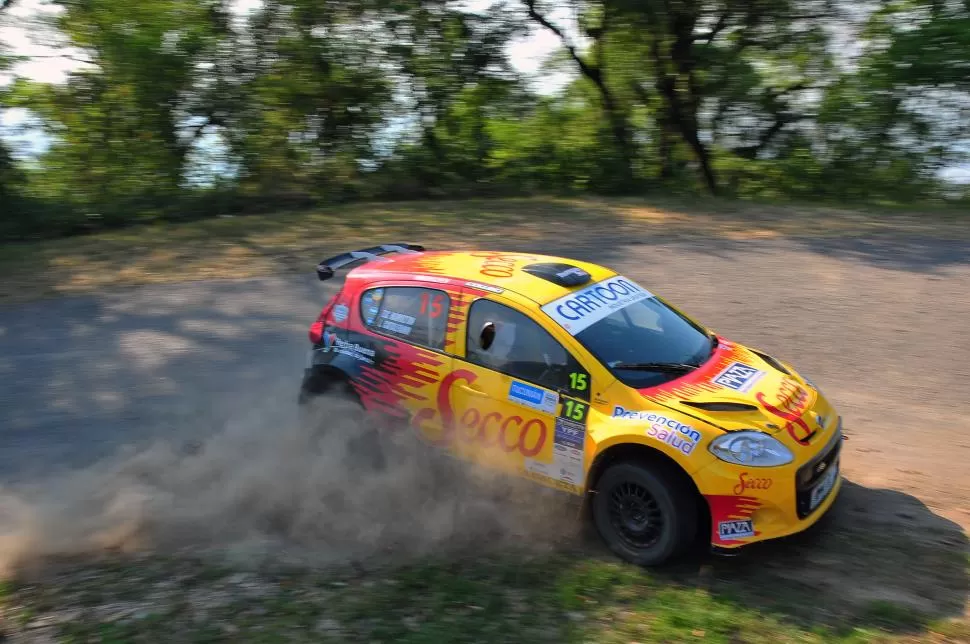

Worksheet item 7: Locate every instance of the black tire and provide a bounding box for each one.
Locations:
[591,460,697,566]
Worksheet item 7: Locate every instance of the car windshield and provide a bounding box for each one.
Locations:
[573,295,715,389]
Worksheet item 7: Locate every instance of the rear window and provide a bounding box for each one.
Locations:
[360,286,451,351]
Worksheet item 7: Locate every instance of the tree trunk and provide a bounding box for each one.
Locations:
[651,18,718,195]
[524,0,635,191]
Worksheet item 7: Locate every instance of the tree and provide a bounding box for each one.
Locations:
[523,0,637,191]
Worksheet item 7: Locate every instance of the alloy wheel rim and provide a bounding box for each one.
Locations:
[607,481,664,549]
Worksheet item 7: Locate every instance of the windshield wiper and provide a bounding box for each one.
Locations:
[609,362,700,373]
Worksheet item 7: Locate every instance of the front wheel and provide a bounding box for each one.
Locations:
[591,461,697,566]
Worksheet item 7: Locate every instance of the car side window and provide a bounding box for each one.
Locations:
[466,299,587,396]
[361,286,450,351]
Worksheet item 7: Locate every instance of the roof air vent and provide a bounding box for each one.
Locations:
[522,263,592,287]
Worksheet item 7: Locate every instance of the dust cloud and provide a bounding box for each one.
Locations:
[0,394,579,578]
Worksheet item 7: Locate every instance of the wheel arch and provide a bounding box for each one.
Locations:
[299,363,356,402]
[583,441,710,541]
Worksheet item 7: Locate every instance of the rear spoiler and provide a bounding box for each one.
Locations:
[316,243,425,281]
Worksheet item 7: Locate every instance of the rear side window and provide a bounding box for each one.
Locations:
[360,286,450,351]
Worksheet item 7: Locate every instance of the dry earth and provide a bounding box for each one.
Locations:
[0,210,969,640]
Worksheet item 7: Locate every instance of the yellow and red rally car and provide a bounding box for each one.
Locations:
[299,244,843,566]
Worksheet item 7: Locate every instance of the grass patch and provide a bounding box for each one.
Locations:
[0,547,963,643]
[0,196,967,303]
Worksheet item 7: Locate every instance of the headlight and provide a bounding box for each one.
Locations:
[709,431,793,467]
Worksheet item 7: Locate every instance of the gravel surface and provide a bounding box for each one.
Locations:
[1,234,969,512]
[1,232,969,641]
[2,235,967,502]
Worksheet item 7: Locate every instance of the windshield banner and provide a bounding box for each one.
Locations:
[541,275,652,335]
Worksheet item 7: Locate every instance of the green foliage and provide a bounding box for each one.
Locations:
[0,0,967,239]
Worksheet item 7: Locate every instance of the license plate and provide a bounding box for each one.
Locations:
[809,459,839,511]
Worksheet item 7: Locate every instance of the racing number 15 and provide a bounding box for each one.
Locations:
[562,399,588,422]
[569,372,588,391]
[419,292,445,318]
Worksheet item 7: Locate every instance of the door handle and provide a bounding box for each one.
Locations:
[459,384,490,398]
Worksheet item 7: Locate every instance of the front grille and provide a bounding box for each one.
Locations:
[795,418,843,519]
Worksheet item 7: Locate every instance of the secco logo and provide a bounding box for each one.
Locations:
[470,252,519,278]
[541,276,653,335]
[757,378,813,445]
[411,370,548,457]
[612,406,701,455]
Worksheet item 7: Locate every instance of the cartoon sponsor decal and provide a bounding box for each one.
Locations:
[508,380,558,414]
[612,406,701,455]
[411,370,548,457]
[718,519,755,539]
[525,416,585,488]
[712,362,764,393]
[320,331,377,364]
[541,275,653,335]
[733,472,772,495]
[464,281,504,294]
[757,378,814,445]
[378,309,416,335]
[332,303,349,322]
[706,494,762,545]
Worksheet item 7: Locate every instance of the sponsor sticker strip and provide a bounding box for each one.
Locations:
[540,275,652,335]
[712,361,764,393]
[508,380,558,414]
[718,519,755,539]
[378,309,416,335]
[612,406,701,455]
[320,332,377,364]
[525,416,585,488]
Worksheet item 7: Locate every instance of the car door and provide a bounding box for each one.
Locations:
[447,291,594,494]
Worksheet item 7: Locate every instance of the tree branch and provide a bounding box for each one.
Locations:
[734,114,808,159]
[692,12,728,44]
[17,54,96,65]
[763,81,811,105]
[523,0,600,82]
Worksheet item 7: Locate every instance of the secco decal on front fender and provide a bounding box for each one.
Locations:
[541,275,652,335]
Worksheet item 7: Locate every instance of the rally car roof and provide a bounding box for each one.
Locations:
[347,249,618,306]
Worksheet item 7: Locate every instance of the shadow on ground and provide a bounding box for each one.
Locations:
[395,477,970,641]
[652,480,969,635]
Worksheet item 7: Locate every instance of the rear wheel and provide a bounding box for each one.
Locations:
[591,461,697,566]
[299,376,386,471]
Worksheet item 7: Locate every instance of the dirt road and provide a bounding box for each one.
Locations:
[2,231,969,630]
[3,234,968,516]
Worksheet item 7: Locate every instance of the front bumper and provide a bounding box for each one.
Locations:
[700,421,844,548]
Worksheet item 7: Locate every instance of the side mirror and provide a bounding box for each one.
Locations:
[479,321,496,351]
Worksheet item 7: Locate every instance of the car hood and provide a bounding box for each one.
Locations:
[635,337,828,440]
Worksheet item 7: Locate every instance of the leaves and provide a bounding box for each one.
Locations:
[1,0,967,238]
